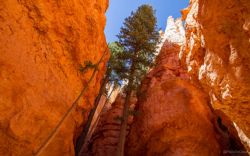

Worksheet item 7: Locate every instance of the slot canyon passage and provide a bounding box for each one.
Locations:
[0,0,250,156]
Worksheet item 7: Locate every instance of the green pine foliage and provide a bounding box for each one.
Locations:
[107,42,127,85]
[117,4,160,91]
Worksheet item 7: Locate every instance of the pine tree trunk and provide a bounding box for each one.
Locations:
[104,85,116,106]
[116,88,132,156]
[116,63,135,156]
[75,72,110,155]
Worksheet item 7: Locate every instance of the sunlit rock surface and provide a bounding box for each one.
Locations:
[0,0,109,155]
[156,16,185,54]
[181,0,250,149]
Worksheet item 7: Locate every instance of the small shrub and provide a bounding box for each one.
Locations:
[79,60,97,73]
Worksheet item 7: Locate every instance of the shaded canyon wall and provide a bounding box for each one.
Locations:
[82,94,137,156]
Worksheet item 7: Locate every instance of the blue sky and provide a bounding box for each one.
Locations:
[105,0,189,42]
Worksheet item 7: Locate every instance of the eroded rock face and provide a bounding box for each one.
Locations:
[181,0,250,148]
[84,94,137,156]
[126,17,246,156]
[0,0,109,155]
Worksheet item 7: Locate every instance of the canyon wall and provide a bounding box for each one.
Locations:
[81,0,250,154]
[83,0,250,153]
[127,17,220,156]
[127,16,247,156]
[0,0,109,155]
[181,0,250,148]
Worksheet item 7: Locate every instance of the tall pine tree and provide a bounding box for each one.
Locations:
[75,42,125,155]
[116,4,159,156]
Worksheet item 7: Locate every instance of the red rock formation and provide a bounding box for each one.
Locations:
[79,84,122,150]
[0,0,109,155]
[126,17,247,156]
[83,93,137,156]
[181,0,250,149]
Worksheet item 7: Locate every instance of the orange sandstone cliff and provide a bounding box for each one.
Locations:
[181,0,250,149]
[126,0,250,154]
[0,0,109,155]
[1,0,250,155]
[127,17,220,156]
[126,16,247,156]
[83,0,250,154]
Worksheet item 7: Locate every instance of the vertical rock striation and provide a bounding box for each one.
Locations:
[181,0,250,149]
[0,0,109,155]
